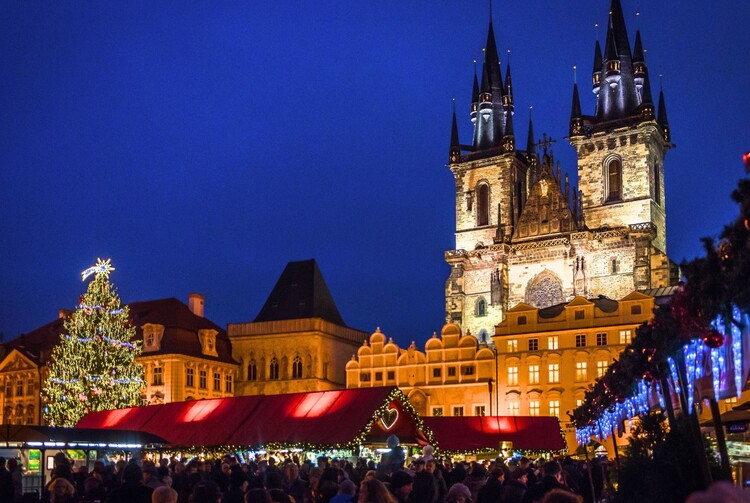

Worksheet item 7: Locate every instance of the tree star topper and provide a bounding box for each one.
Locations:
[81,258,115,281]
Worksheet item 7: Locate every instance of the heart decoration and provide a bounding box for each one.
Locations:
[380,407,398,430]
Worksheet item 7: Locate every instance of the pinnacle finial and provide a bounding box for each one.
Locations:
[573,65,577,84]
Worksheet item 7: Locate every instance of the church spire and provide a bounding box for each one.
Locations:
[526,109,535,155]
[592,39,603,97]
[484,19,503,95]
[658,85,670,143]
[471,61,479,125]
[570,82,583,137]
[449,100,461,164]
[503,55,514,115]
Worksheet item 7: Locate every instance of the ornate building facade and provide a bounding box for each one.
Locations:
[346,325,497,417]
[229,259,367,396]
[445,0,677,341]
[0,294,237,424]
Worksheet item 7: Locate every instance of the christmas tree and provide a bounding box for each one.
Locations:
[43,259,146,426]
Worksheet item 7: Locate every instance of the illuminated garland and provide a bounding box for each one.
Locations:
[63,334,137,350]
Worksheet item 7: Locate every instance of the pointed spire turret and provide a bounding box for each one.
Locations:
[603,15,621,89]
[484,21,503,95]
[449,101,461,164]
[570,82,584,136]
[658,86,670,143]
[526,110,535,155]
[471,62,479,125]
[592,40,603,96]
[503,55,514,114]
[632,30,646,93]
[502,104,515,152]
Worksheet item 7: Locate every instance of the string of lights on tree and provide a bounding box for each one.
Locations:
[573,176,750,442]
[42,259,147,427]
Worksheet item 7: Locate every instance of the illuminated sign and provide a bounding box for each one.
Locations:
[380,407,398,430]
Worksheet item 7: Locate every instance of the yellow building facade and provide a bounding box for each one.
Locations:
[346,325,498,417]
[493,291,658,452]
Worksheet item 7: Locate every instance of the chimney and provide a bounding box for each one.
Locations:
[188,293,205,317]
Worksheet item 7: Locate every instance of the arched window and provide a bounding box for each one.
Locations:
[476,298,487,317]
[25,405,34,425]
[247,359,257,381]
[292,356,303,379]
[477,184,489,226]
[269,358,280,380]
[606,158,622,202]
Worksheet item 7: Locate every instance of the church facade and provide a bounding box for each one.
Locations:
[445,0,677,341]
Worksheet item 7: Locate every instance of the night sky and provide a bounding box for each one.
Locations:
[2,1,748,347]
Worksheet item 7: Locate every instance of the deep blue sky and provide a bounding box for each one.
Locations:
[1,1,748,347]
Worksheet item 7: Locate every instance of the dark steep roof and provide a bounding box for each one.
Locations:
[254,259,346,326]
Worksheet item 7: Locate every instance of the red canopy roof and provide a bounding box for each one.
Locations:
[77,387,430,450]
[422,416,565,453]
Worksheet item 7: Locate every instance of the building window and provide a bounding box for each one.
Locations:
[25,405,34,424]
[529,365,540,385]
[507,366,519,386]
[611,258,619,274]
[432,407,443,417]
[26,379,34,396]
[619,329,632,344]
[576,362,588,382]
[529,400,540,416]
[631,305,642,315]
[213,372,221,391]
[4,380,11,399]
[574,310,585,320]
[361,372,371,382]
[448,367,456,377]
[576,399,584,407]
[596,333,608,346]
[453,406,464,417]
[518,315,527,325]
[575,334,587,348]
[474,405,486,416]
[15,380,24,397]
[225,375,233,393]
[507,401,519,416]
[153,367,163,386]
[269,358,280,380]
[606,158,622,202]
[292,356,303,379]
[548,336,558,350]
[186,368,194,387]
[476,298,487,317]
[548,363,560,383]
[477,184,489,226]
[528,339,539,351]
[199,370,207,389]
[247,360,257,381]
[597,360,608,378]
[387,371,395,380]
[507,339,518,352]
[654,163,662,205]
[433,368,442,378]
[374,371,383,382]
[145,333,154,347]
[549,400,561,417]
[462,366,475,376]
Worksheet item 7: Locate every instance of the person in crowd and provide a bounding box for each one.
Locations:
[329,479,356,503]
[411,459,438,503]
[0,457,15,502]
[189,480,222,503]
[283,462,308,503]
[521,461,572,503]
[502,468,528,503]
[153,486,179,503]
[358,478,396,503]
[224,468,249,503]
[463,464,485,502]
[246,487,273,503]
[445,483,471,503]
[48,477,76,503]
[389,470,413,503]
[106,463,154,503]
[476,467,503,503]
[144,462,167,490]
[541,489,582,503]
[425,459,446,503]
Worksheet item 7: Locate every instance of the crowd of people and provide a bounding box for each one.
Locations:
[0,444,616,503]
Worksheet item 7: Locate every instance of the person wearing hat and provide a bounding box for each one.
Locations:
[502,468,528,503]
[389,470,413,503]
[142,462,165,490]
[477,467,504,503]
[445,482,471,503]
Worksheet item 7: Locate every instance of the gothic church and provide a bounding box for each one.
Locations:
[445,0,677,341]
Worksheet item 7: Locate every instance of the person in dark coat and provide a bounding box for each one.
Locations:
[476,468,503,503]
[105,463,153,503]
[502,468,528,503]
[521,461,573,503]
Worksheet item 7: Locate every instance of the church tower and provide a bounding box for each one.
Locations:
[446,0,676,343]
[569,0,671,263]
[445,11,531,342]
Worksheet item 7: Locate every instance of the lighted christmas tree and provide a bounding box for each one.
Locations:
[43,259,146,426]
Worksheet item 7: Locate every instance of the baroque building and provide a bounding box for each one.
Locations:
[229,259,367,396]
[445,0,677,341]
[0,294,237,424]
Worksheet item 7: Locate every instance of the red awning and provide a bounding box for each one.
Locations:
[77,387,430,450]
[423,416,565,453]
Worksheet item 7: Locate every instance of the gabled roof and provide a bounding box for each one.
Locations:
[254,259,345,326]
[77,387,431,450]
